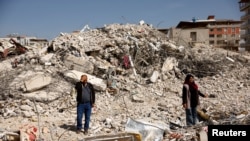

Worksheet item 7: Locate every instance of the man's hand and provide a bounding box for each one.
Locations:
[92,105,97,114]
[204,93,209,98]
[183,103,187,109]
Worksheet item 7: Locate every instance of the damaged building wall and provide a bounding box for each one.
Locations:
[169,27,209,47]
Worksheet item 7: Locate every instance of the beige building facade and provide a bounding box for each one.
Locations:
[169,16,242,51]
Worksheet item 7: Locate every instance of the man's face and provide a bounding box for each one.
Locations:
[81,75,87,83]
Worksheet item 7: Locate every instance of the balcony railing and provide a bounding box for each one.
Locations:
[240,30,246,35]
[241,13,250,20]
[240,2,250,11]
[239,43,250,50]
[240,32,250,38]
[240,23,250,29]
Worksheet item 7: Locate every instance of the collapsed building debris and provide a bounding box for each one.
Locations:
[0,23,250,141]
[0,38,28,59]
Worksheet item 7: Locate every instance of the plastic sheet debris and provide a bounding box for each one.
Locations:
[125,118,169,141]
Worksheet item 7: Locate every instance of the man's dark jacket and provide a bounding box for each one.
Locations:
[75,82,95,105]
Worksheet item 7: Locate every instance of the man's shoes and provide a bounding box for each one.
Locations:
[76,129,81,134]
[83,129,88,135]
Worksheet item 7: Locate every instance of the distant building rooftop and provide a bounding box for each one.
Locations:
[176,15,242,28]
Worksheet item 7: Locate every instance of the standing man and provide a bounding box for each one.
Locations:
[182,74,208,126]
[75,74,95,134]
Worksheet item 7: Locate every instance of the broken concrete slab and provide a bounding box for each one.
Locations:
[21,91,60,102]
[23,74,52,92]
[197,128,208,141]
[63,70,107,91]
[63,54,94,73]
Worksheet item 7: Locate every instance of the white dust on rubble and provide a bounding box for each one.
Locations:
[0,23,250,140]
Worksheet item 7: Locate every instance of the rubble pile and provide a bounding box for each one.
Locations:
[0,23,250,141]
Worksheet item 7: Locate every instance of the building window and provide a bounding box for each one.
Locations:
[209,40,214,44]
[217,34,222,38]
[190,32,197,41]
[217,40,224,45]
[224,28,227,33]
[209,34,214,38]
[232,28,235,33]
[217,28,222,32]
[231,34,235,38]
[210,29,214,32]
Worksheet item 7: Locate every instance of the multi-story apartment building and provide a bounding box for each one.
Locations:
[239,0,250,51]
[169,15,242,51]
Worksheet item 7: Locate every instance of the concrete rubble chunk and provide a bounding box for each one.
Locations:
[63,54,94,73]
[64,70,107,91]
[197,127,208,141]
[39,53,54,64]
[22,91,60,102]
[23,74,52,92]
[132,94,144,103]
[22,110,35,118]
[20,105,32,111]
[162,57,178,72]
[150,70,160,83]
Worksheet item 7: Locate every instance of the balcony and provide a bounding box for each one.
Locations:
[239,43,250,51]
[240,2,250,11]
[240,32,250,38]
[241,13,250,20]
[240,23,250,29]
[240,32,246,38]
[240,29,246,34]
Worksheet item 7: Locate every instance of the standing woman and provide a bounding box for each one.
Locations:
[182,74,208,126]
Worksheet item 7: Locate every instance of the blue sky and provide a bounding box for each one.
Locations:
[0,0,242,40]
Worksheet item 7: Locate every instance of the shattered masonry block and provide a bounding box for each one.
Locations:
[24,74,52,92]
[150,71,159,83]
[64,70,107,91]
[64,55,94,74]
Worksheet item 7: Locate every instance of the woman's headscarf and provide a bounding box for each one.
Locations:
[184,74,198,90]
